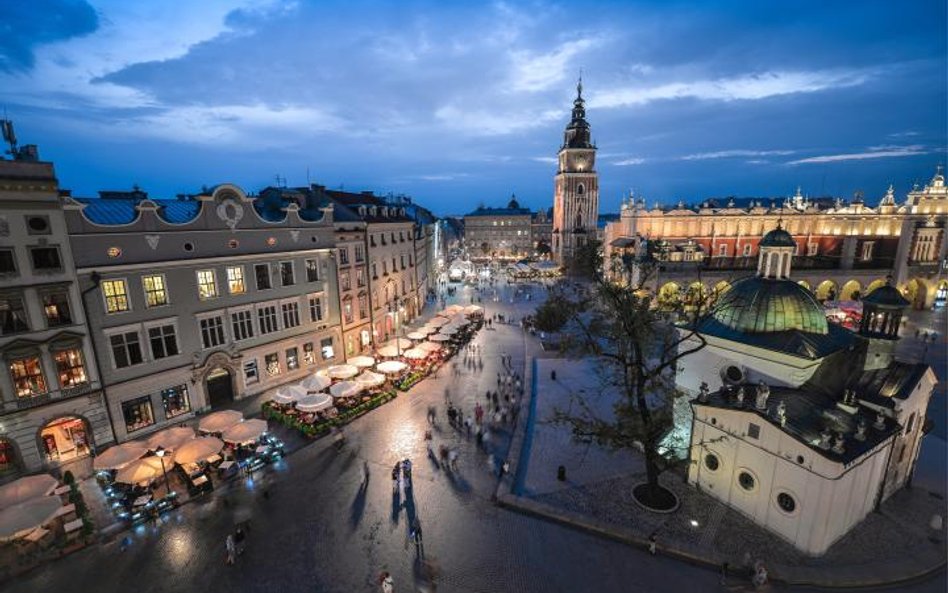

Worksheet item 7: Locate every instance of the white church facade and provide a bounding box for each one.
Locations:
[678,226,937,556]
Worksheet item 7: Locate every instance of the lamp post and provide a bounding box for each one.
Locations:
[388,294,403,357]
[154,447,171,499]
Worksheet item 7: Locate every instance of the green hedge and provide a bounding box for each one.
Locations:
[263,389,398,439]
[395,370,426,391]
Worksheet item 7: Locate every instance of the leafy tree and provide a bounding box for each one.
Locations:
[566,239,601,278]
[534,249,716,509]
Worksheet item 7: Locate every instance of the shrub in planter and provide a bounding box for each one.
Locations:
[63,471,75,486]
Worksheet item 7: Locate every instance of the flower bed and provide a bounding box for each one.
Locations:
[263,389,398,439]
[395,370,427,391]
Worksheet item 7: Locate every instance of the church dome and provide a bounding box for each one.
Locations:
[760,226,796,248]
[862,283,910,308]
[712,277,828,335]
[507,194,521,210]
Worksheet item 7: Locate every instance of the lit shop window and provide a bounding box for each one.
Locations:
[162,385,191,419]
[320,337,334,360]
[265,353,281,377]
[122,396,154,433]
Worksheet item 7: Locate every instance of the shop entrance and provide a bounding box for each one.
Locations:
[40,417,91,464]
[206,367,235,408]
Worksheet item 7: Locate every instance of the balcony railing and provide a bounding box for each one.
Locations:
[7,381,100,413]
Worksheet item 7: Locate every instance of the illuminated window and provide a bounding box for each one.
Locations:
[226,266,246,294]
[142,274,168,307]
[320,337,334,360]
[10,356,47,397]
[285,347,299,370]
[102,279,129,313]
[43,292,72,326]
[161,385,190,419]
[265,352,281,376]
[196,269,218,300]
[122,396,154,433]
[303,342,315,365]
[54,348,87,388]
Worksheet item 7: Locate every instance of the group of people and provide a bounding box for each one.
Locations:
[224,525,247,565]
[391,458,413,494]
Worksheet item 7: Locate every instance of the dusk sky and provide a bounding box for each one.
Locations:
[2,0,946,215]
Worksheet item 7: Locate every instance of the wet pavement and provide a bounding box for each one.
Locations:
[3,275,945,593]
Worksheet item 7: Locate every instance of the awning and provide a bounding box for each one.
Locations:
[221,419,269,446]
[376,360,408,374]
[198,410,243,434]
[145,426,195,452]
[173,437,224,465]
[93,443,148,471]
[296,393,333,413]
[0,474,57,510]
[300,374,331,393]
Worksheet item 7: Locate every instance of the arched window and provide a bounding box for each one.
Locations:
[575,214,583,228]
[577,184,585,195]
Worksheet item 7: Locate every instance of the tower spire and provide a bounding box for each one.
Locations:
[577,69,583,99]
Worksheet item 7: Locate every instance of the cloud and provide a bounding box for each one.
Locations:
[509,37,598,92]
[108,103,344,146]
[434,105,561,136]
[593,69,872,109]
[410,173,470,182]
[0,0,99,71]
[614,157,646,166]
[679,149,795,160]
[787,145,927,164]
[531,156,558,164]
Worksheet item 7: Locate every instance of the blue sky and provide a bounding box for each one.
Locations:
[1,0,945,216]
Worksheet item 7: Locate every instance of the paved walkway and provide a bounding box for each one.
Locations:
[498,350,948,590]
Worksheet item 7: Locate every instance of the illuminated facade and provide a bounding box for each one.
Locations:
[552,79,599,264]
[604,168,948,308]
[463,195,533,260]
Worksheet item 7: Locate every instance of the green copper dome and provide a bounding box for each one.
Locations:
[712,277,828,335]
[760,226,796,248]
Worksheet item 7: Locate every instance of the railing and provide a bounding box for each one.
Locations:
[7,381,100,413]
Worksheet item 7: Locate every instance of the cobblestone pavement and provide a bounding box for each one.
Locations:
[4,278,944,593]
[3,278,727,593]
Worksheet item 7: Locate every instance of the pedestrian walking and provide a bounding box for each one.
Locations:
[379,571,395,593]
[361,460,370,488]
[448,448,459,472]
[225,533,236,565]
[648,533,657,555]
[234,526,246,555]
[392,462,401,493]
[719,561,730,585]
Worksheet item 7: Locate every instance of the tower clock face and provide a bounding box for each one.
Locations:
[574,154,587,169]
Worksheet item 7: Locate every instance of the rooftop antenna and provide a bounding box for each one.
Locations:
[1,117,17,158]
[274,174,287,188]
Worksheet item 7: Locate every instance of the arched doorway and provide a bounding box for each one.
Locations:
[840,280,862,301]
[39,416,91,464]
[904,278,928,309]
[815,280,837,301]
[0,438,22,479]
[205,367,235,408]
[864,278,887,296]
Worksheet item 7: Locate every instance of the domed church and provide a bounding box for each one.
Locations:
[677,225,937,556]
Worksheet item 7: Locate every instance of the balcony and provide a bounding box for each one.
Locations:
[7,381,100,414]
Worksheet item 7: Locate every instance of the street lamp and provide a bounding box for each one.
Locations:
[154,447,171,499]
[388,293,403,357]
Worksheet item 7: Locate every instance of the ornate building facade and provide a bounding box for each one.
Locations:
[679,228,936,555]
[0,156,113,477]
[63,185,343,443]
[604,168,948,309]
[552,80,599,264]
[463,195,533,260]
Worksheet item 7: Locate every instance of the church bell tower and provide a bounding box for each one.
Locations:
[552,78,599,265]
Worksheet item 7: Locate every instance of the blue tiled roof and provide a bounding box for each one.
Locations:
[465,206,531,217]
[77,198,201,225]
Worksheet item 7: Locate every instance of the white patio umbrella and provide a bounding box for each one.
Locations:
[444,304,464,315]
[355,370,385,388]
[376,360,408,374]
[0,475,57,510]
[145,426,195,452]
[428,317,449,327]
[0,497,61,542]
[300,374,331,393]
[295,393,333,413]
[402,347,428,360]
[329,381,364,398]
[429,334,452,342]
[93,443,148,471]
[418,325,437,335]
[438,325,459,336]
[327,364,359,380]
[384,338,413,350]
[418,341,441,353]
[405,331,427,341]
[376,345,400,358]
[273,384,308,405]
[348,355,376,368]
[198,410,243,434]
[173,437,224,465]
[114,456,172,486]
[465,305,483,315]
[222,419,269,446]
[450,315,470,325]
